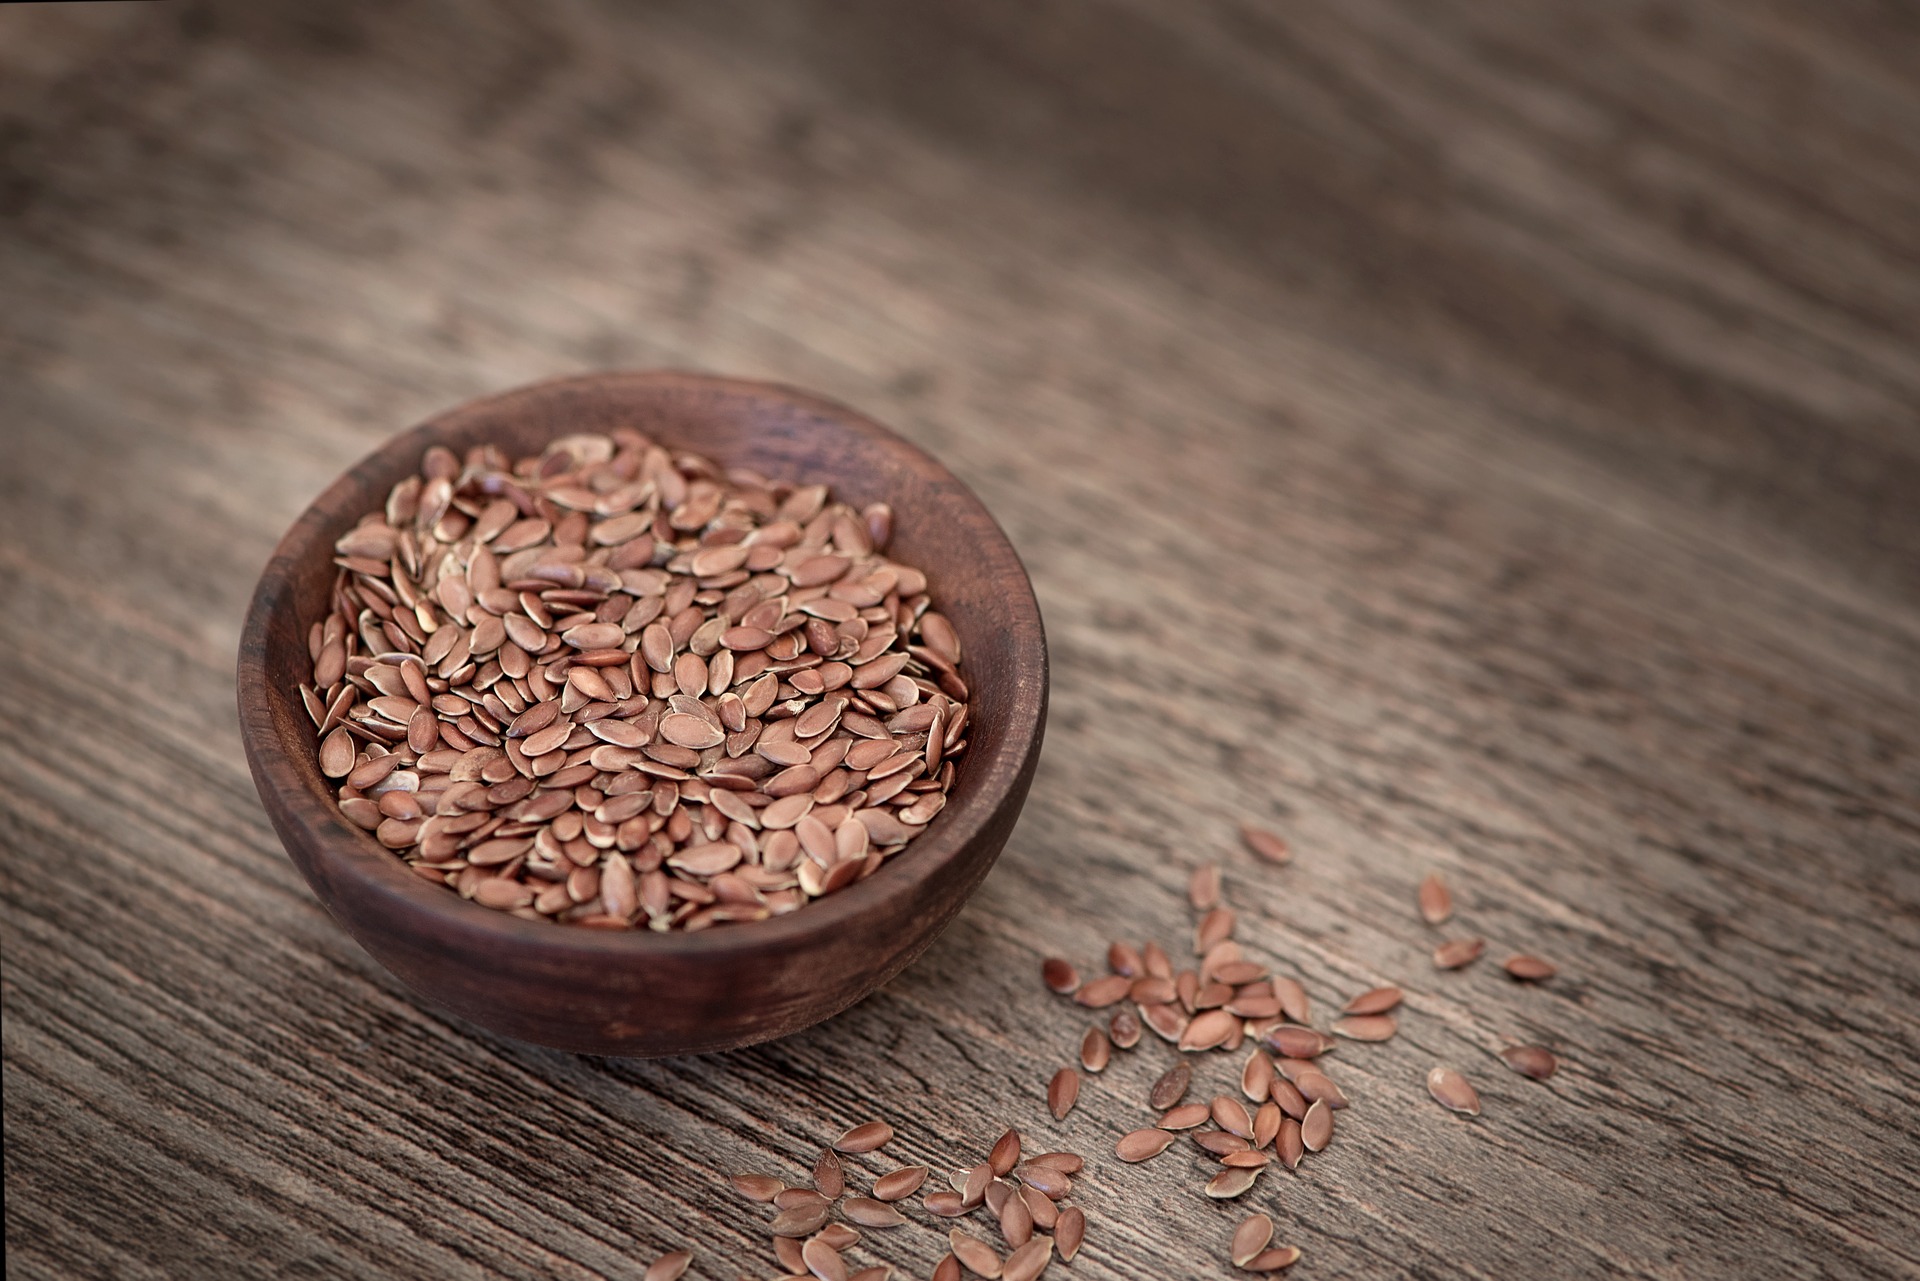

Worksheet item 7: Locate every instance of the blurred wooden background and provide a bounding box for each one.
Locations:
[3,2,1917,1277]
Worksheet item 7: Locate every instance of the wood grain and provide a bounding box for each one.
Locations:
[3,1,1917,1278]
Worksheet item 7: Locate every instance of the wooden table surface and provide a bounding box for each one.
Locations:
[5,3,1918,1278]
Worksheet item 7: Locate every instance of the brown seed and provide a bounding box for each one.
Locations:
[961,1163,993,1208]
[1502,1045,1559,1080]
[814,1149,845,1199]
[1115,1129,1177,1162]
[1206,1166,1261,1199]
[774,1188,831,1211]
[1418,872,1453,925]
[1141,1002,1188,1043]
[1503,954,1557,981]
[1241,1049,1276,1102]
[643,1250,693,1281]
[1055,1206,1085,1262]
[871,1166,929,1201]
[1268,1076,1308,1121]
[1159,1103,1210,1129]
[934,1255,962,1281]
[834,1121,895,1154]
[1276,1119,1304,1170]
[949,1229,1001,1278]
[731,1172,785,1201]
[989,1129,1022,1177]
[998,1185,1033,1248]
[849,1269,890,1281]
[1342,986,1403,1016]
[1293,1071,1348,1109]
[1332,1015,1398,1042]
[1221,1150,1273,1169]
[844,1197,906,1228]
[1300,1100,1333,1152]
[1193,1131,1250,1156]
[1194,908,1235,954]
[1239,824,1291,865]
[1016,1165,1071,1199]
[1428,1066,1481,1115]
[803,1236,848,1281]
[1109,1009,1142,1049]
[925,1191,968,1217]
[1002,1238,1052,1281]
[1042,958,1080,994]
[1023,1152,1083,1174]
[1188,863,1221,910]
[319,727,355,778]
[1211,1095,1254,1139]
[1271,976,1311,1024]
[1107,941,1142,976]
[1262,1026,1329,1059]
[1048,1068,1079,1120]
[1179,1008,1238,1052]
[1243,1245,1303,1272]
[1073,975,1131,1008]
[1231,1214,1274,1267]
[1148,1061,1192,1110]
[1434,938,1487,970]
[1252,1101,1281,1149]
[769,1202,832,1236]
[1079,1027,1111,1072]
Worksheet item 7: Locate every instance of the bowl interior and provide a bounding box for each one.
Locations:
[241,371,1048,966]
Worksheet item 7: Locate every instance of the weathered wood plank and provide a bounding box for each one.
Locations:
[3,1,1918,1278]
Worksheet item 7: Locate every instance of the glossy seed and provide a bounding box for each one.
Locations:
[1002,1238,1053,1281]
[1231,1215,1273,1267]
[1268,1075,1308,1120]
[1116,1129,1177,1162]
[1159,1103,1211,1130]
[1418,872,1453,925]
[934,1255,962,1281]
[1240,825,1291,865]
[1301,1099,1333,1152]
[1055,1206,1085,1262]
[1221,1150,1273,1168]
[998,1186,1032,1248]
[1189,863,1221,910]
[1241,1050,1276,1102]
[1023,1153,1084,1174]
[1243,1245,1303,1271]
[1277,1119,1304,1170]
[1042,958,1080,994]
[948,1229,1001,1277]
[1109,1008,1143,1048]
[1048,1068,1080,1120]
[1434,938,1486,970]
[1252,1101,1281,1149]
[1149,1062,1192,1110]
[1428,1066,1482,1115]
[834,1122,895,1154]
[1179,1008,1238,1052]
[990,1130,1022,1177]
[643,1250,693,1281]
[802,1237,848,1281]
[1504,954,1557,981]
[1080,1027,1111,1072]
[925,1190,968,1217]
[1073,975,1132,1008]
[814,1150,845,1198]
[1263,1026,1329,1059]
[1293,1071,1348,1109]
[1332,1015,1397,1042]
[731,1172,785,1201]
[1502,1045,1559,1079]
[844,1197,907,1228]
[1211,1095,1253,1139]
[1206,1166,1260,1199]
[1342,986,1403,1016]
[872,1166,930,1200]
[1194,1131,1250,1156]
[769,1202,832,1236]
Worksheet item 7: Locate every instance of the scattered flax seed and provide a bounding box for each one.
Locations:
[1002,1238,1053,1281]
[1024,1153,1083,1174]
[1108,941,1142,976]
[1300,1100,1333,1152]
[642,1250,693,1281]
[769,1203,831,1237]
[1503,954,1557,981]
[1221,1151,1273,1169]
[1055,1207,1085,1263]
[1211,1095,1254,1139]
[1277,1119,1304,1170]
[1080,1027,1112,1072]
[1194,1131,1250,1157]
[1180,1009,1239,1052]
[802,1236,848,1281]
[1109,1008,1142,1048]
[1072,975,1132,1008]
[1331,1014,1398,1042]
[731,1172,784,1201]
[998,1185,1033,1247]
[1243,1245,1303,1272]
[1427,1066,1482,1115]
[949,1228,1002,1277]
[1341,986,1403,1015]
[1239,825,1292,865]
[1293,1071,1348,1109]
[1205,1166,1261,1199]
[1271,977,1311,1024]
[814,1149,845,1199]
[818,1224,860,1251]
[1149,1062,1192,1110]
[989,1130,1022,1178]
[1159,1103,1210,1129]
[961,1163,994,1209]
[1253,1101,1281,1149]
[1418,872,1453,925]
[843,1198,906,1228]
[850,1269,890,1281]
[1231,1215,1274,1268]
[1433,938,1487,970]
[1189,863,1222,910]
[1268,1076,1307,1120]
[1042,958,1080,994]
[1048,1068,1080,1120]
[925,1191,968,1218]
[933,1255,962,1281]
[834,1122,895,1154]
[1261,1026,1329,1060]
[1501,1045,1559,1079]
[775,1237,806,1273]
[1194,908,1236,954]
[775,1188,830,1210]
[1116,1129,1177,1162]
[1241,1050,1276,1102]
[871,1166,929,1201]
[1016,1165,1072,1199]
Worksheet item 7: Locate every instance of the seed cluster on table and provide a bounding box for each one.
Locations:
[299,432,970,930]
[1034,826,1565,1273]
[729,1120,1089,1279]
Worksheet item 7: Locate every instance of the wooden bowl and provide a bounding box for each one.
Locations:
[237,372,1048,1057]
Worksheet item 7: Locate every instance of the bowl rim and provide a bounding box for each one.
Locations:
[237,369,1048,963]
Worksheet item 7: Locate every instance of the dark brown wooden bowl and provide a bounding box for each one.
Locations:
[237,372,1047,1057]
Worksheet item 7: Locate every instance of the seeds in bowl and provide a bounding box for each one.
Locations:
[298,431,971,930]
